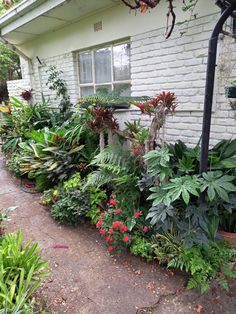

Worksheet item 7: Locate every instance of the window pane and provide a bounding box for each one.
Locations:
[114,83,131,97]
[96,85,112,94]
[80,86,94,97]
[94,47,111,83]
[79,52,93,84]
[113,43,130,81]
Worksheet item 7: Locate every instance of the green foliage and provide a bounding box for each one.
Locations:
[6,151,22,176]
[0,231,48,313]
[0,43,21,82]
[130,234,154,261]
[152,230,183,265]
[63,173,82,192]
[86,188,107,224]
[148,175,201,206]
[46,66,72,121]
[19,128,86,184]
[144,148,173,181]
[168,241,236,294]
[50,190,90,225]
[85,144,141,191]
[201,171,236,203]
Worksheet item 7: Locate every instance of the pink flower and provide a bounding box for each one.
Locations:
[143,226,149,233]
[109,198,117,206]
[123,235,129,243]
[114,209,121,214]
[134,211,141,218]
[112,221,121,229]
[99,228,107,235]
[106,235,113,243]
[100,212,105,217]
[120,224,128,232]
[109,229,114,234]
[96,219,103,228]
[108,246,113,252]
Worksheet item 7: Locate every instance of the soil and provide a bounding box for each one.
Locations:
[0,158,236,314]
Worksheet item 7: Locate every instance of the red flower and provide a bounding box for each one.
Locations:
[109,229,114,234]
[108,246,113,252]
[114,209,121,214]
[99,228,107,235]
[112,221,121,229]
[96,219,103,228]
[120,224,128,232]
[143,226,149,233]
[109,198,117,206]
[134,211,141,218]
[100,212,105,217]
[106,235,113,243]
[123,235,129,242]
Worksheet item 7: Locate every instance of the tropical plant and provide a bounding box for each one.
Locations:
[0,231,48,313]
[144,140,236,246]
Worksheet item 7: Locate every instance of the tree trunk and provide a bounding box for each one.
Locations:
[99,131,105,151]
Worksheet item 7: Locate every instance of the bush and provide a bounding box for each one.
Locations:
[50,190,90,225]
[0,231,48,313]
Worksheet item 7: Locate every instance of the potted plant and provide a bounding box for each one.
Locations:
[218,195,236,244]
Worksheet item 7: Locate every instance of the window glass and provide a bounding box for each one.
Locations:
[80,86,94,97]
[96,85,112,94]
[79,52,93,84]
[114,83,131,97]
[94,47,111,83]
[79,41,131,98]
[113,43,130,81]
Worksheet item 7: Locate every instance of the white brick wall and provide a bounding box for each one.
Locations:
[31,52,79,106]
[19,11,236,147]
[7,79,31,102]
[115,13,236,147]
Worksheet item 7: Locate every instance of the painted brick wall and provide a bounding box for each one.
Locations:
[31,52,79,106]
[115,13,236,147]
[7,79,31,102]
[18,11,236,147]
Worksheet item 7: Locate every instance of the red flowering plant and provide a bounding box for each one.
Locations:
[96,197,153,253]
[135,91,177,152]
[20,89,33,101]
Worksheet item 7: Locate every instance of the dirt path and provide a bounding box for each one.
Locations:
[1,159,236,314]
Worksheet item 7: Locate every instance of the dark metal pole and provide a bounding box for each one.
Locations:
[200,2,236,174]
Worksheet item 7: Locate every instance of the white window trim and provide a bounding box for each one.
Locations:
[77,40,131,98]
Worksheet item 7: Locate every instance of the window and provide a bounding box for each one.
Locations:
[78,41,131,97]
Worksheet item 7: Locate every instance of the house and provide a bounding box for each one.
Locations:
[0,0,235,146]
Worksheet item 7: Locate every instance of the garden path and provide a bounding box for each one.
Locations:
[0,158,236,314]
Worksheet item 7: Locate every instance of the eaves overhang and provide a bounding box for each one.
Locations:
[0,0,118,45]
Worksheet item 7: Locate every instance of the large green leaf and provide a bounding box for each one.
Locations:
[201,171,236,203]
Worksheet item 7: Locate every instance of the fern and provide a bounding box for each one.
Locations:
[85,144,140,189]
[84,170,113,190]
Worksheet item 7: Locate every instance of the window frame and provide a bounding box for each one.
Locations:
[77,39,131,97]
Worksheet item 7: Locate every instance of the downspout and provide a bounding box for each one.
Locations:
[199,1,236,173]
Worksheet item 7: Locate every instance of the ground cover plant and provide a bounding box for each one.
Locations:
[1,82,236,295]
